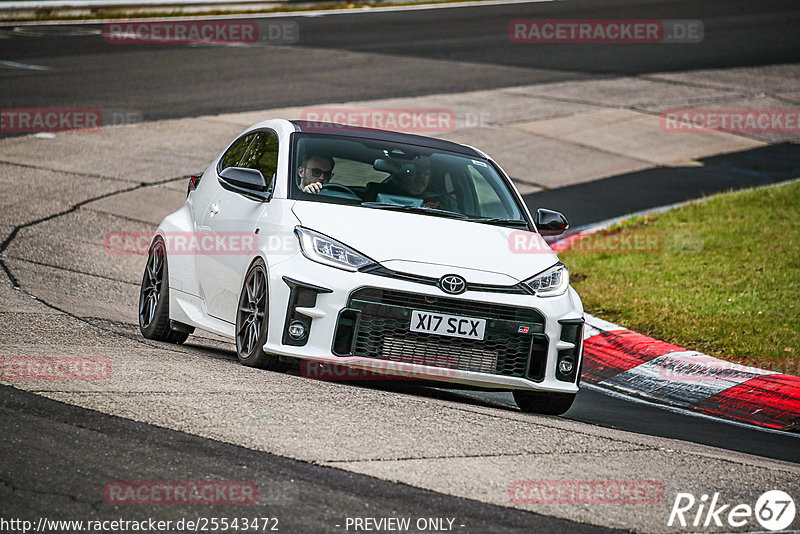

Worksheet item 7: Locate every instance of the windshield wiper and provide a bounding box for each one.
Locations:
[463,217,530,228]
[361,202,469,220]
[361,203,529,227]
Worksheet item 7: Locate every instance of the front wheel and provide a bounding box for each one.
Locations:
[513,390,576,415]
[139,238,192,344]
[235,259,281,370]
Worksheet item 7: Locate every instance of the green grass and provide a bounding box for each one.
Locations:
[560,180,800,373]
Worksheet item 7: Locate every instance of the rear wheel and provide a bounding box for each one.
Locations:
[513,390,576,415]
[236,259,281,370]
[139,238,192,344]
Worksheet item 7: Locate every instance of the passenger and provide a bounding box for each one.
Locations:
[385,160,457,211]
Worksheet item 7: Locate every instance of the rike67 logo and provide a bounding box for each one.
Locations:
[668,490,796,531]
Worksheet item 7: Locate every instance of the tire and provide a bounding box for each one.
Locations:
[235,259,281,370]
[139,237,192,344]
[513,390,576,416]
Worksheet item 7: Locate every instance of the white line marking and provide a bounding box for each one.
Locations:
[0,59,51,71]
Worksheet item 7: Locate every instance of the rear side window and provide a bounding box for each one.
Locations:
[242,132,279,183]
[219,130,280,187]
[220,133,256,171]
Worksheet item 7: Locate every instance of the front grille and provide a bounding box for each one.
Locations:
[336,288,548,380]
[360,265,531,295]
[351,288,544,322]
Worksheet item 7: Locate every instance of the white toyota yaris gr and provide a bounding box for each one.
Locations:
[139,119,585,415]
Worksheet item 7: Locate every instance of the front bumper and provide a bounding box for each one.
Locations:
[264,254,584,393]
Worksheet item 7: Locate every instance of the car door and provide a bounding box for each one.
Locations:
[198,130,279,322]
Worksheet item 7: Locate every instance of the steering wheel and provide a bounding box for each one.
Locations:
[319,183,361,200]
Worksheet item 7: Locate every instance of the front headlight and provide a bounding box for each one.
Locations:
[523,262,569,297]
[295,227,376,272]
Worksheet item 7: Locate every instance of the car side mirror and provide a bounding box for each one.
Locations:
[535,208,569,236]
[219,167,272,201]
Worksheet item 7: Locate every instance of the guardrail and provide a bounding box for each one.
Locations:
[2,0,286,6]
[0,0,330,21]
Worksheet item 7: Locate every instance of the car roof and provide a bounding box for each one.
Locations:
[290,120,483,158]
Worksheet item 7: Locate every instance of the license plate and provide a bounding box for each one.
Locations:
[409,310,486,340]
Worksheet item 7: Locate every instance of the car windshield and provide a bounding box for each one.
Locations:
[289,134,527,226]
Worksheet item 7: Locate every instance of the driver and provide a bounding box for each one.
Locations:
[298,155,335,194]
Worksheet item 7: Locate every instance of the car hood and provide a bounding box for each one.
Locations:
[291,201,559,283]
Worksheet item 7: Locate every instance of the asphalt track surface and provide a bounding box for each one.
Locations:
[523,142,800,228]
[0,0,799,122]
[466,387,800,464]
[2,0,800,530]
[0,385,616,533]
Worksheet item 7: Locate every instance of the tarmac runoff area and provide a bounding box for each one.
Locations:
[1,63,799,532]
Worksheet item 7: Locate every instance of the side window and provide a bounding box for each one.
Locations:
[218,130,279,192]
[219,133,256,172]
[241,131,279,186]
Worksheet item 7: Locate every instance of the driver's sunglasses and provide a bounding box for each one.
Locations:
[305,167,334,180]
